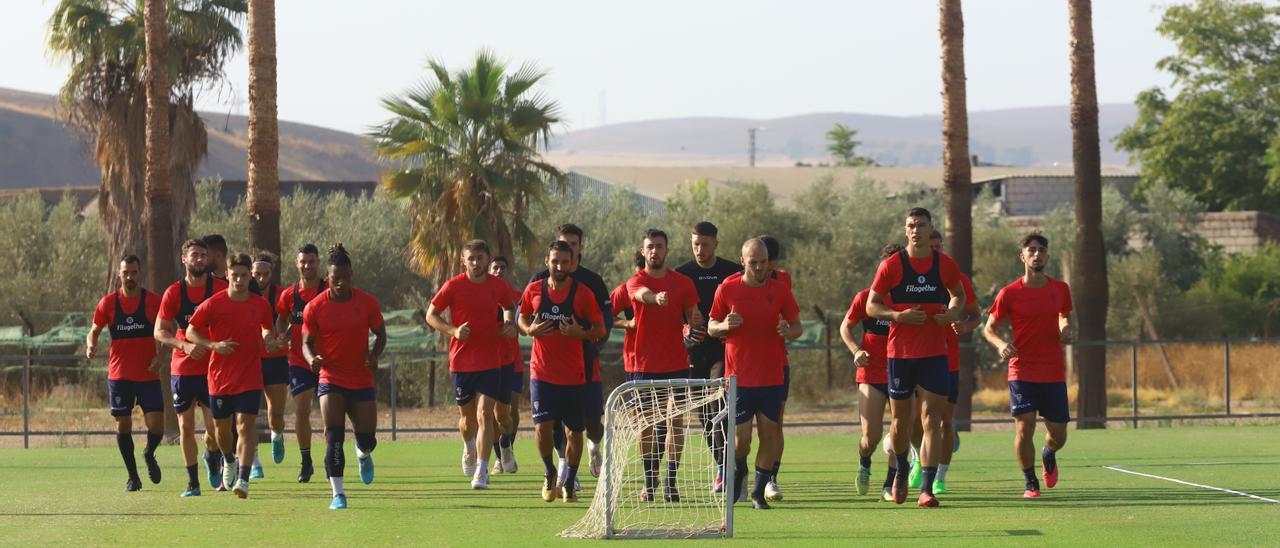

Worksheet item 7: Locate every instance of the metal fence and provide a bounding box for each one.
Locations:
[2,337,1278,447]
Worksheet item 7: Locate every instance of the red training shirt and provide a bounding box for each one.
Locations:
[869,251,962,360]
[158,277,228,376]
[302,288,384,390]
[988,277,1073,383]
[498,279,524,373]
[625,269,699,374]
[92,290,161,382]
[187,291,273,396]
[946,273,978,373]
[610,283,635,372]
[845,289,889,385]
[430,273,516,373]
[276,282,325,366]
[521,279,602,386]
[709,276,799,387]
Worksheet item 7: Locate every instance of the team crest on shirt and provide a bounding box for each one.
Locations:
[917,275,926,284]
[125,316,135,324]
[551,305,560,314]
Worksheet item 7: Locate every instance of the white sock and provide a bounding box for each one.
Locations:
[464,438,477,456]
[909,445,919,462]
[271,430,282,442]
[588,439,599,456]
[330,476,344,496]
[558,458,568,483]
[477,459,488,476]
[355,444,366,460]
[937,463,950,482]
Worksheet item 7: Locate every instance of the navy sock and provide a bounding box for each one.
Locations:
[355,432,377,456]
[186,464,198,488]
[325,429,345,478]
[860,454,872,468]
[144,432,162,457]
[654,423,669,457]
[733,458,749,501]
[542,454,556,478]
[500,433,513,448]
[223,453,236,466]
[116,433,138,479]
[666,460,679,488]
[895,452,909,477]
[492,442,502,460]
[643,452,660,490]
[566,464,580,491]
[752,467,771,499]
[1042,447,1057,473]
[300,448,312,464]
[1023,467,1039,489]
[884,467,896,489]
[771,461,781,482]
[553,423,567,458]
[239,465,251,482]
[922,466,938,495]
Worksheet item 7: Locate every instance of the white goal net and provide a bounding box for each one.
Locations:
[561,377,736,539]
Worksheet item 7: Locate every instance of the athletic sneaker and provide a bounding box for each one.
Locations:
[232,479,249,499]
[205,457,221,489]
[329,494,348,510]
[1043,462,1059,489]
[712,470,725,494]
[357,454,375,485]
[589,445,602,478]
[750,494,771,510]
[664,485,681,503]
[491,459,504,475]
[471,468,489,490]
[461,449,477,477]
[917,492,939,508]
[125,477,142,492]
[856,464,871,496]
[1024,488,1041,499]
[250,465,265,479]
[221,463,237,492]
[933,479,948,495]
[216,483,229,492]
[908,460,922,490]
[880,487,894,502]
[542,475,559,502]
[501,447,518,474]
[271,434,285,464]
[562,484,578,503]
[891,472,908,505]
[181,486,201,497]
[297,459,314,483]
[144,454,162,484]
[764,480,783,502]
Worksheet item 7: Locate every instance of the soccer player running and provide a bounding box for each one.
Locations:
[185,253,281,498]
[626,229,702,502]
[839,244,900,499]
[87,255,164,492]
[488,255,524,475]
[519,240,605,502]
[154,238,228,496]
[674,221,741,495]
[867,207,966,507]
[274,243,326,482]
[250,253,290,477]
[528,224,613,482]
[202,234,228,280]
[709,238,802,510]
[426,240,517,489]
[981,233,1073,499]
[302,243,387,510]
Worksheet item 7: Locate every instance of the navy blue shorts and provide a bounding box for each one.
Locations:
[288,364,319,396]
[862,382,889,398]
[947,370,960,405]
[782,365,791,401]
[584,380,604,419]
[887,356,950,400]
[108,380,164,417]
[261,356,289,386]
[452,368,508,407]
[210,391,261,420]
[317,383,376,402]
[1009,381,1071,424]
[735,385,785,425]
[171,374,210,413]
[530,380,585,432]
[502,364,524,394]
[688,343,725,379]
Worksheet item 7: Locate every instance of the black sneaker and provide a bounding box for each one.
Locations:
[750,494,771,510]
[298,459,314,483]
[664,484,681,503]
[144,453,162,484]
[125,477,142,492]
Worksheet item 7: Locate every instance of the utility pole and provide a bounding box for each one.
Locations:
[748,127,766,167]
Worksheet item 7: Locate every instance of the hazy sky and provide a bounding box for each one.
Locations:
[2,1,1177,134]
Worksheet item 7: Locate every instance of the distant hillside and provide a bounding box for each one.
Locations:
[0,87,380,189]
[545,104,1138,168]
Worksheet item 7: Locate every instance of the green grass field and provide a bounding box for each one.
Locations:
[1,425,1278,546]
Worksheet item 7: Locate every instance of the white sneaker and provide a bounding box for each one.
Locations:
[501,447,518,474]
[764,480,783,502]
[232,478,249,499]
[462,449,477,477]
[589,446,602,478]
[491,459,504,475]
[471,469,489,490]
[222,461,238,491]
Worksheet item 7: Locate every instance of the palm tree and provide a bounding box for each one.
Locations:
[1069,0,1108,429]
[370,51,565,287]
[246,0,280,271]
[142,0,172,308]
[940,0,975,428]
[48,0,246,287]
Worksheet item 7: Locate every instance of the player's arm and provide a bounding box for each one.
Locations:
[981,314,1017,360]
[367,324,387,370]
[778,313,803,340]
[500,305,518,338]
[424,303,466,339]
[302,332,323,371]
[184,324,236,356]
[613,312,634,330]
[867,290,925,325]
[1058,311,1074,345]
[707,305,741,337]
[631,286,667,306]
[935,279,967,325]
[85,323,105,359]
[594,282,614,348]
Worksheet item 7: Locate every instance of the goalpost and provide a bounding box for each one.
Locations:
[561,377,737,539]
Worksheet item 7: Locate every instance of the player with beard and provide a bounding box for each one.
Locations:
[155,239,228,496]
[202,234,228,280]
[87,255,163,492]
[674,221,740,494]
[982,233,1073,499]
[274,243,326,482]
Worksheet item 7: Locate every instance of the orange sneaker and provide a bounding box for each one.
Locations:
[917,492,940,508]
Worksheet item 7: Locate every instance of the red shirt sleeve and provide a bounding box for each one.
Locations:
[960,274,977,306]
[940,254,961,290]
[429,279,454,310]
[520,283,536,316]
[778,285,800,322]
[708,284,730,322]
[158,285,180,321]
[988,287,1009,322]
[870,257,899,295]
[846,291,869,323]
[610,284,630,315]
[147,290,161,321]
[275,288,291,318]
[365,293,384,330]
[625,276,645,304]
[302,300,319,337]
[498,281,516,308]
[576,285,603,325]
[187,298,213,332]
[258,298,273,329]
[1059,281,1074,315]
[92,295,112,328]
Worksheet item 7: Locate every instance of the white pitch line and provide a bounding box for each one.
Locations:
[1104,465,1280,504]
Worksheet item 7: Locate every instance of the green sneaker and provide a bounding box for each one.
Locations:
[933,479,948,495]
[856,465,871,496]
[908,460,922,490]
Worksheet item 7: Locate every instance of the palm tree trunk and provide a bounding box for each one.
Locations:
[143,0,178,436]
[247,0,281,274]
[940,0,975,430]
[1069,0,1108,429]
